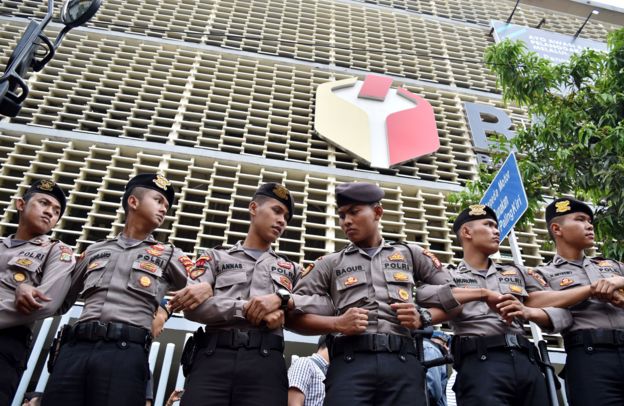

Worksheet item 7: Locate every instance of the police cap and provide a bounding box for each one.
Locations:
[122,173,176,211]
[254,182,294,222]
[335,182,384,207]
[25,179,67,217]
[545,198,593,224]
[453,204,498,233]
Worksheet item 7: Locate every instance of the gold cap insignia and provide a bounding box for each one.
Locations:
[38,179,55,191]
[509,284,522,294]
[555,200,571,213]
[153,174,171,191]
[468,204,486,216]
[398,288,409,301]
[16,258,33,267]
[388,252,405,261]
[139,276,152,287]
[393,272,409,282]
[14,272,26,282]
[272,184,289,200]
[344,276,358,287]
[560,278,574,287]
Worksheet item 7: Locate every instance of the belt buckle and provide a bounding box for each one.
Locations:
[505,334,520,348]
[233,331,250,348]
[372,334,389,351]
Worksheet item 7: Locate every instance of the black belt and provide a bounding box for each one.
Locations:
[69,321,152,346]
[564,329,624,350]
[0,325,32,344]
[195,329,284,352]
[454,334,533,357]
[330,333,417,357]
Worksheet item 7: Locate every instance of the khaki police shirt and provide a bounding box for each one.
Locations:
[0,235,75,330]
[61,234,188,331]
[292,240,457,337]
[184,241,299,336]
[533,255,624,334]
[434,260,571,336]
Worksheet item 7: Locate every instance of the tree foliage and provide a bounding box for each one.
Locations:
[451,28,624,260]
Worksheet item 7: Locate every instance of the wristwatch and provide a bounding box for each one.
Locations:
[417,307,432,328]
[276,288,291,310]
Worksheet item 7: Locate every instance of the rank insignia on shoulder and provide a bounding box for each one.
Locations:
[189,268,205,280]
[278,261,293,270]
[195,255,211,268]
[388,252,405,261]
[280,275,293,290]
[344,276,358,287]
[509,284,522,294]
[393,272,409,282]
[139,276,152,287]
[178,255,194,274]
[560,278,574,287]
[301,263,314,278]
[16,258,33,267]
[527,269,547,287]
[422,250,441,269]
[88,261,100,270]
[555,200,571,213]
[140,262,158,273]
[398,288,409,301]
[13,272,26,282]
[501,269,517,276]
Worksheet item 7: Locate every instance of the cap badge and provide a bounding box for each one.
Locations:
[468,204,486,216]
[555,200,571,213]
[38,179,55,191]
[153,174,171,191]
[272,184,289,200]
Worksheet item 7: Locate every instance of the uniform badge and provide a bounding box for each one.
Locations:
[301,263,314,278]
[344,276,358,287]
[388,252,405,261]
[393,272,409,282]
[527,269,547,287]
[59,246,73,262]
[272,184,289,200]
[195,255,211,268]
[13,272,26,282]
[147,248,163,257]
[598,260,611,267]
[509,284,522,294]
[555,200,571,213]
[16,258,33,267]
[278,261,293,270]
[88,261,101,270]
[139,276,152,287]
[140,262,158,273]
[189,268,205,280]
[422,250,441,269]
[279,275,293,290]
[38,179,55,191]
[398,288,409,301]
[501,270,516,276]
[153,174,171,191]
[559,278,574,287]
[468,204,486,216]
[178,255,194,275]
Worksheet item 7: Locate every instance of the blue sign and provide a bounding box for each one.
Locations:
[480,153,528,240]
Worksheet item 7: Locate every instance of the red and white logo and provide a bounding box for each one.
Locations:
[315,74,440,168]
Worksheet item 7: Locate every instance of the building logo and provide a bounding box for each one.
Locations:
[315,75,439,168]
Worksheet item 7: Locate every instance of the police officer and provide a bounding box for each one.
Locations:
[0,180,74,405]
[290,182,459,406]
[181,182,298,406]
[432,204,572,406]
[40,173,190,406]
[531,198,624,406]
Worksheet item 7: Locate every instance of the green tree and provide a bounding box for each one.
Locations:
[451,27,624,260]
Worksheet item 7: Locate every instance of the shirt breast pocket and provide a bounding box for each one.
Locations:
[127,260,163,298]
[500,283,528,299]
[80,259,109,296]
[2,257,41,289]
[335,272,368,310]
[271,272,293,292]
[552,276,583,290]
[214,271,248,298]
[384,270,415,303]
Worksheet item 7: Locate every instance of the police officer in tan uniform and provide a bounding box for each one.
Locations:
[435,204,572,406]
[181,183,298,406]
[531,198,624,406]
[290,182,458,406]
[0,180,74,405]
[40,173,190,406]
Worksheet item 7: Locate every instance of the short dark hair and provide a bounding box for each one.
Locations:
[123,186,150,215]
[547,216,564,242]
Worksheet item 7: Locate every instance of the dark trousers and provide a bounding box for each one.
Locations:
[0,328,30,406]
[324,352,426,406]
[453,349,548,406]
[41,340,149,406]
[564,346,624,406]
[181,347,287,406]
